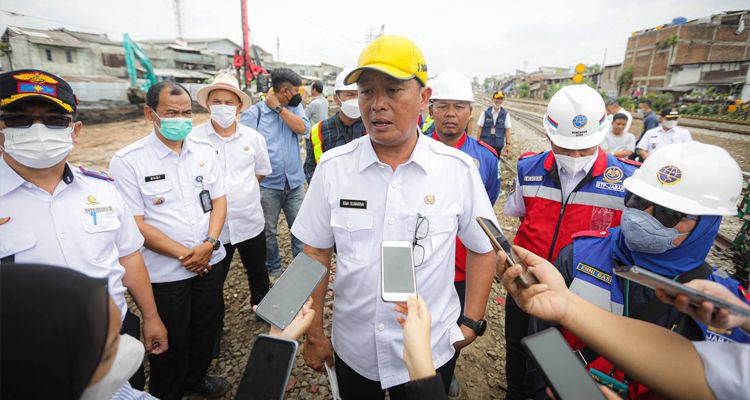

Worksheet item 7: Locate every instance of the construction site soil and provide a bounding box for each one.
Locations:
[68,106,741,399]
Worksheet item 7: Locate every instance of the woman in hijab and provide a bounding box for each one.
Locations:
[524,142,750,400]
[1,263,153,400]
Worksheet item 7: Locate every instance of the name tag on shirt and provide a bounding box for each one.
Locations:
[145,174,166,182]
[340,199,367,209]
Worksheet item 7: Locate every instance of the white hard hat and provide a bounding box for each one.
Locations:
[334,68,358,92]
[429,69,474,102]
[623,141,742,216]
[543,84,608,150]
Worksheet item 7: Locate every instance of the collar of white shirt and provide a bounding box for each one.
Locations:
[204,120,242,141]
[0,157,75,196]
[358,131,431,175]
[148,131,197,159]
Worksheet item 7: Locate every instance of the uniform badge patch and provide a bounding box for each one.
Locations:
[340,199,367,209]
[603,167,623,184]
[86,195,99,205]
[524,175,543,182]
[657,165,682,185]
[572,114,588,128]
[145,174,166,182]
[153,195,166,205]
[575,262,612,284]
[473,158,481,169]
[199,160,205,167]
[424,195,435,205]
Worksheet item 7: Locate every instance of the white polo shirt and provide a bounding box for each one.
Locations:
[191,121,272,245]
[0,159,143,319]
[291,133,497,389]
[636,125,692,154]
[109,132,227,283]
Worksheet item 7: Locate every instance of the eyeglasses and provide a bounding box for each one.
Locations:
[412,213,429,267]
[1,114,73,129]
[625,192,697,228]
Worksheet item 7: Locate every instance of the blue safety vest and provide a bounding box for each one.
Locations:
[479,106,507,148]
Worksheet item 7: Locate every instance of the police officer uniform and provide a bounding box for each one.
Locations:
[109,132,226,399]
[291,133,498,394]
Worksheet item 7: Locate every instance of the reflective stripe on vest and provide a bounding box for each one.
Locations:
[311,121,324,164]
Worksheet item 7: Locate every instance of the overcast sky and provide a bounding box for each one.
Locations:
[1,0,747,79]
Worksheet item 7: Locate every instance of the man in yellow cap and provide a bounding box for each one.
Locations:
[291,35,498,399]
[477,90,512,156]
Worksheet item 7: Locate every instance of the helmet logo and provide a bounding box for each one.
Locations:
[656,165,682,185]
[572,114,588,128]
[603,166,623,184]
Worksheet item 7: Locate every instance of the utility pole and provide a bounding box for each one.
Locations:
[276,37,280,61]
[599,48,607,88]
[172,0,186,45]
[240,0,253,89]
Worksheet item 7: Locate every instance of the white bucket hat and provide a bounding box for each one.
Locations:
[197,73,252,112]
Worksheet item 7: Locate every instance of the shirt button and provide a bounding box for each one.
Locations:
[59,233,66,240]
[387,218,395,225]
[347,222,354,229]
[378,323,385,331]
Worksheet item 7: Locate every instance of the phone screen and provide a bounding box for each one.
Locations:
[255,252,327,329]
[522,328,606,400]
[382,245,415,294]
[235,335,297,400]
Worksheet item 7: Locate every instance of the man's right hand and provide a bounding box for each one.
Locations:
[303,335,334,372]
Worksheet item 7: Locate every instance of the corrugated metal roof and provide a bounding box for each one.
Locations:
[8,26,88,48]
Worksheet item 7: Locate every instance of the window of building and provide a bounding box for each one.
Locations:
[66,50,73,63]
[45,49,52,61]
[102,53,126,68]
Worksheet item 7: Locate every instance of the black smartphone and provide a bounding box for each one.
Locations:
[522,328,607,400]
[476,216,538,287]
[255,252,327,329]
[235,334,298,400]
[614,265,750,319]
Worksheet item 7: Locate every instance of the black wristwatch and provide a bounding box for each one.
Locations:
[273,105,282,113]
[460,316,487,336]
[204,236,221,251]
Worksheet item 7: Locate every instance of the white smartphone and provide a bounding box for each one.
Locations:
[381,240,417,303]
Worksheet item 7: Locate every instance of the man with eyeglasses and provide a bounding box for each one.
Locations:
[291,36,498,399]
[426,69,501,397]
[525,141,750,399]
[0,69,168,390]
[109,82,230,398]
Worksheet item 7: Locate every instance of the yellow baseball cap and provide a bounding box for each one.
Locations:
[493,91,505,99]
[345,35,428,86]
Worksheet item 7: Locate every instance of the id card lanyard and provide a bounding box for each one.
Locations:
[196,176,213,213]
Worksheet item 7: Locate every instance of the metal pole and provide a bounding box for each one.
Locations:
[241,0,253,89]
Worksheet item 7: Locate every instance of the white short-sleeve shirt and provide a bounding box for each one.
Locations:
[608,107,633,133]
[602,131,636,154]
[693,340,750,400]
[291,133,497,389]
[191,122,271,244]
[109,133,226,283]
[636,125,692,154]
[0,159,144,319]
[476,107,512,129]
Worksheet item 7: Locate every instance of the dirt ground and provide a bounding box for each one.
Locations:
[69,103,743,399]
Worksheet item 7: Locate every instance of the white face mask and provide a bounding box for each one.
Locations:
[555,153,595,175]
[636,109,644,118]
[340,98,361,119]
[209,104,238,129]
[663,120,678,129]
[0,123,73,169]
[80,334,144,400]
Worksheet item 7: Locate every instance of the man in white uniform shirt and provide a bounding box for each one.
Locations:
[192,73,272,312]
[637,108,692,160]
[292,35,497,399]
[0,69,168,391]
[109,82,229,399]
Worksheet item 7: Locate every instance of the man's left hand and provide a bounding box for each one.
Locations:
[143,315,169,354]
[453,324,477,351]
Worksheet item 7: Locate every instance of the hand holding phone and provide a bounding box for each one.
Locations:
[476,217,538,288]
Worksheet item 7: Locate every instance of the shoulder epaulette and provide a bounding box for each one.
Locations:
[318,137,360,164]
[518,151,539,160]
[617,157,642,167]
[477,139,498,157]
[572,230,609,239]
[113,138,148,157]
[76,166,114,181]
[428,141,475,168]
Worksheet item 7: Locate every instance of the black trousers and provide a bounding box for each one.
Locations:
[121,310,146,390]
[334,351,458,400]
[504,294,531,400]
[148,266,224,400]
[215,230,269,306]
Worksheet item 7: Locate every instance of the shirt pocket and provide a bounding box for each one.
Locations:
[139,181,173,207]
[81,208,122,263]
[407,214,456,268]
[0,229,37,259]
[330,210,373,264]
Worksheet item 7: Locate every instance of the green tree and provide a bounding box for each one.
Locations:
[518,82,530,98]
[617,66,634,95]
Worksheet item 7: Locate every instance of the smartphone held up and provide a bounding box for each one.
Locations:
[476,217,538,288]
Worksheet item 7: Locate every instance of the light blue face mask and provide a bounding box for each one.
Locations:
[154,113,193,141]
[620,208,689,254]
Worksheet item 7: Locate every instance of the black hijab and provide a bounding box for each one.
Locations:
[1,263,110,399]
